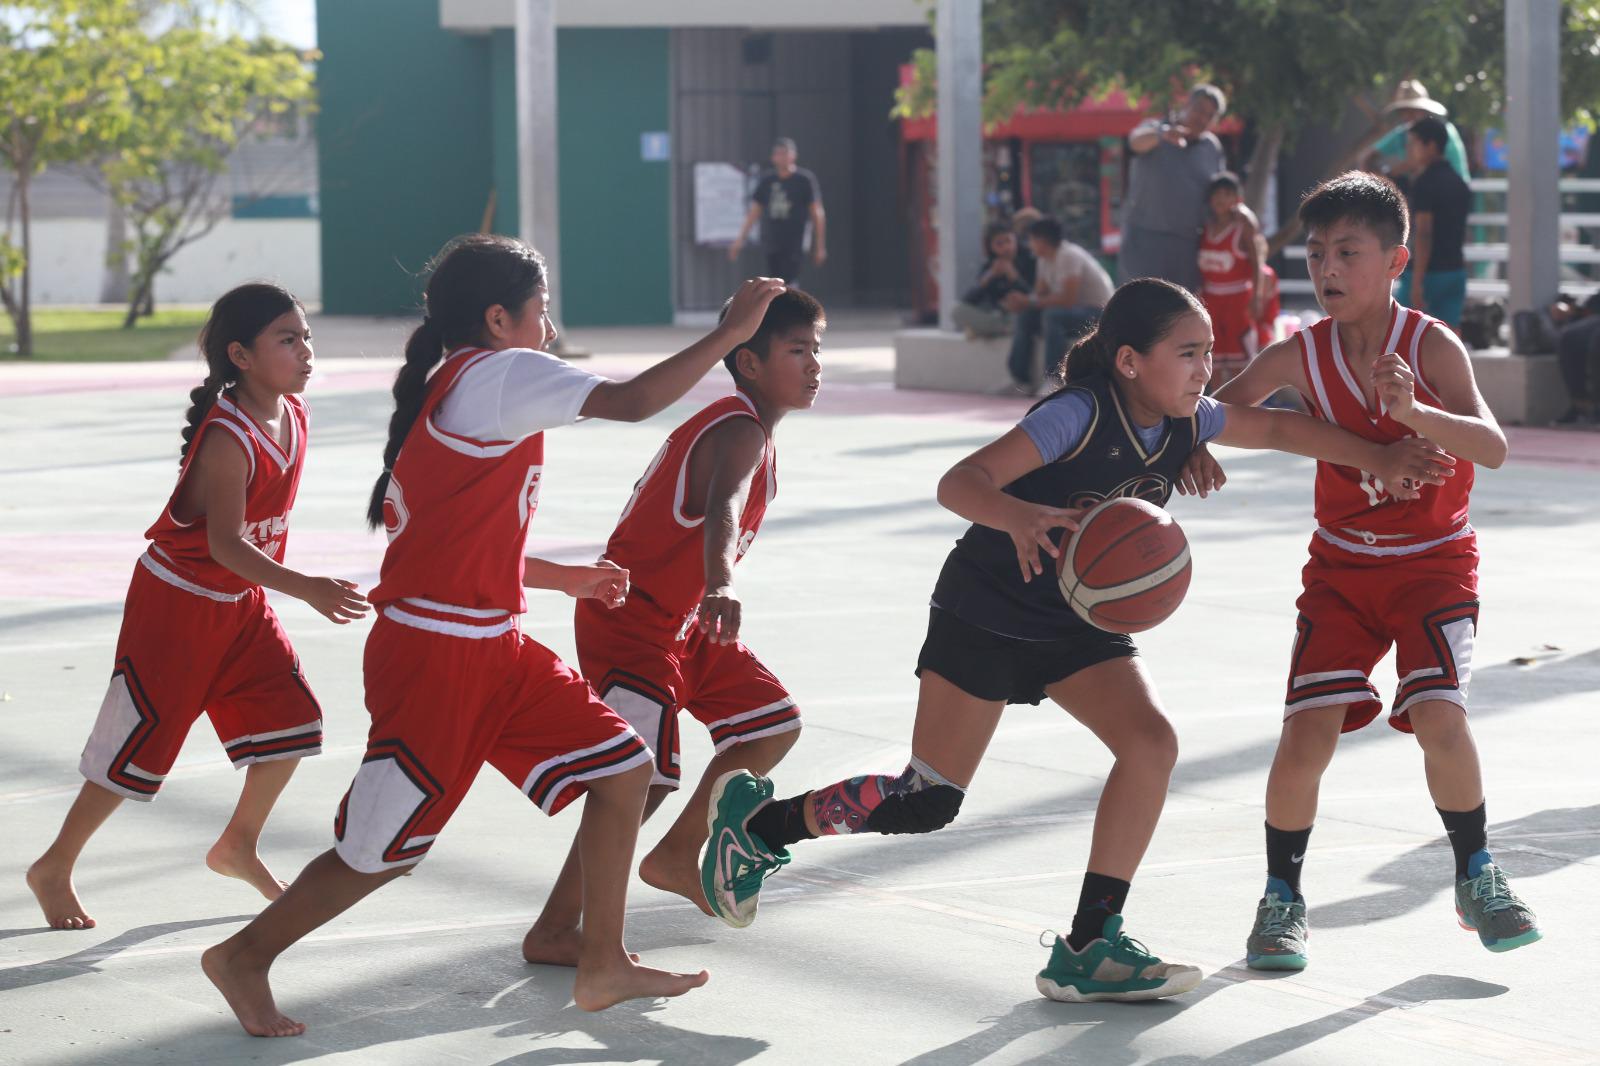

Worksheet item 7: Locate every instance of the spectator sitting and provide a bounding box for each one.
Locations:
[951,222,1035,338]
[1550,293,1600,424]
[999,216,1114,392]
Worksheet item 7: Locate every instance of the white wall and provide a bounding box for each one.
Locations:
[24,218,321,306]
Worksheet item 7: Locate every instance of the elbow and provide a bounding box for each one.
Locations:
[1482,433,1508,470]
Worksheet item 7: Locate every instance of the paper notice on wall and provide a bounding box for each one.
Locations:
[694,162,749,246]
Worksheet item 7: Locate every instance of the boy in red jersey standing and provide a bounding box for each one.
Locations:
[1196,172,1263,387]
[1195,171,1539,970]
[523,291,824,953]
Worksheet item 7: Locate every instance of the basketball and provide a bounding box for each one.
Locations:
[1057,497,1192,634]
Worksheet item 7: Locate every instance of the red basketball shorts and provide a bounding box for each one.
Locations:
[1202,290,1254,361]
[575,597,800,790]
[1283,533,1479,733]
[79,554,323,801]
[334,603,651,873]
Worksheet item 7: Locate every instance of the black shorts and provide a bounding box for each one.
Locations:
[766,248,805,284]
[915,607,1136,706]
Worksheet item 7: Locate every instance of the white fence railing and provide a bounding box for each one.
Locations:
[1278,176,1600,299]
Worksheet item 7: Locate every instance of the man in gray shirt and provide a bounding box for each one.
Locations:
[1119,85,1228,292]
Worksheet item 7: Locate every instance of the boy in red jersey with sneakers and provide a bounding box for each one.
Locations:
[522,290,824,956]
[1194,171,1539,970]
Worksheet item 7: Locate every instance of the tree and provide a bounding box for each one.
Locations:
[0,0,141,357]
[96,26,315,328]
[899,1,1600,248]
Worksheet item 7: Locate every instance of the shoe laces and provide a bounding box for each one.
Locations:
[724,847,790,894]
[1467,865,1520,914]
[1107,930,1159,966]
[1258,895,1302,937]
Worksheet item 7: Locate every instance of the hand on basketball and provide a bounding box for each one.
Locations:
[1373,436,1455,499]
[564,561,630,608]
[1372,353,1418,420]
[1176,444,1227,499]
[696,586,742,644]
[718,277,787,342]
[1004,500,1084,583]
[300,576,370,624]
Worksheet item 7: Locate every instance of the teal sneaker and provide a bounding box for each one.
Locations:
[1035,915,1203,1003]
[701,770,790,929]
[1455,855,1541,953]
[1246,883,1310,971]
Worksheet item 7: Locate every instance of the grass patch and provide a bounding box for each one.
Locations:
[0,308,209,362]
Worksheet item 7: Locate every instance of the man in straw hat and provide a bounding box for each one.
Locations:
[1370,79,1470,181]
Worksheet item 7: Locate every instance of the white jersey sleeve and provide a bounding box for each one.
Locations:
[433,348,606,442]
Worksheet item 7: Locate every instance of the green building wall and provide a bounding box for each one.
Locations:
[317,5,672,324]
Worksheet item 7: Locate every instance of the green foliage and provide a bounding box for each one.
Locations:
[899,1,1600,136]
[99,24,317,326]
[0,0,142,177]
[0,0,146,354]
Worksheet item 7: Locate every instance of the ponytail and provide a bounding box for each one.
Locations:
[365,318,445,529]
[365,233,548,529]
[1061,329,1114,386]
[183,282,300,460]
[1034,277,1208,405]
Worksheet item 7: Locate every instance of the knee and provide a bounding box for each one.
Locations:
[1409,703,1471,751]
[1278,712,1340,766]
[1109,718,1179,775]
[863,783,965,835]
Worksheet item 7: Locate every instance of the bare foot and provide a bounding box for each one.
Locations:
[201,941,305,1038]
[573,956,709,1012]
[638,847,715,917]
[26,859,95,930]
[206,840,288,901]
[522,923,639,967]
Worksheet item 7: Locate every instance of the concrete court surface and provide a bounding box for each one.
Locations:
[1,324,1597,1066]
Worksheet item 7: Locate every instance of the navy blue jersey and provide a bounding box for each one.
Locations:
[930,375,1203,640]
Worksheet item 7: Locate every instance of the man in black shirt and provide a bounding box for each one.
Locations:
[1397,117,1471,329]
[729,138,826,284]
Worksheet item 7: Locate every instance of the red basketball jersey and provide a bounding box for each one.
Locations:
[1197,219,1254,297]
[370,348,546,613]
[603,392,775,626]
[1296,304,1474,553]
[143,393,308,596]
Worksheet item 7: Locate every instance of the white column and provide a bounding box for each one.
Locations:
[515,0,563,330]
[1505,0,1561,314]
[936,0,983,332]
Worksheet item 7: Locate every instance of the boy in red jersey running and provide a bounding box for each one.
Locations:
[1191,171,1539,970]
[523,291,823,954]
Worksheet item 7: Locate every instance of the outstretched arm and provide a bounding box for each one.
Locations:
[579,277,784,424]
[1212,402,1455,496]
[523,556,629,608]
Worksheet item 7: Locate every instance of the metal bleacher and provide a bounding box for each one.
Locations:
[1279,177,1600,300]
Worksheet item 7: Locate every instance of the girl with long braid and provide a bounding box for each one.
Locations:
[27,283,369,933]
[202,235,784,1036]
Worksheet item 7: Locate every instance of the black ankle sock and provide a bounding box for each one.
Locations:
[746,793,815,852]
[1265,822,1312,899]
[1066,872,1131,951]
[1438,802,1487,879]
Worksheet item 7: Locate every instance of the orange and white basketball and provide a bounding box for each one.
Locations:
[1057,497,1192,634]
